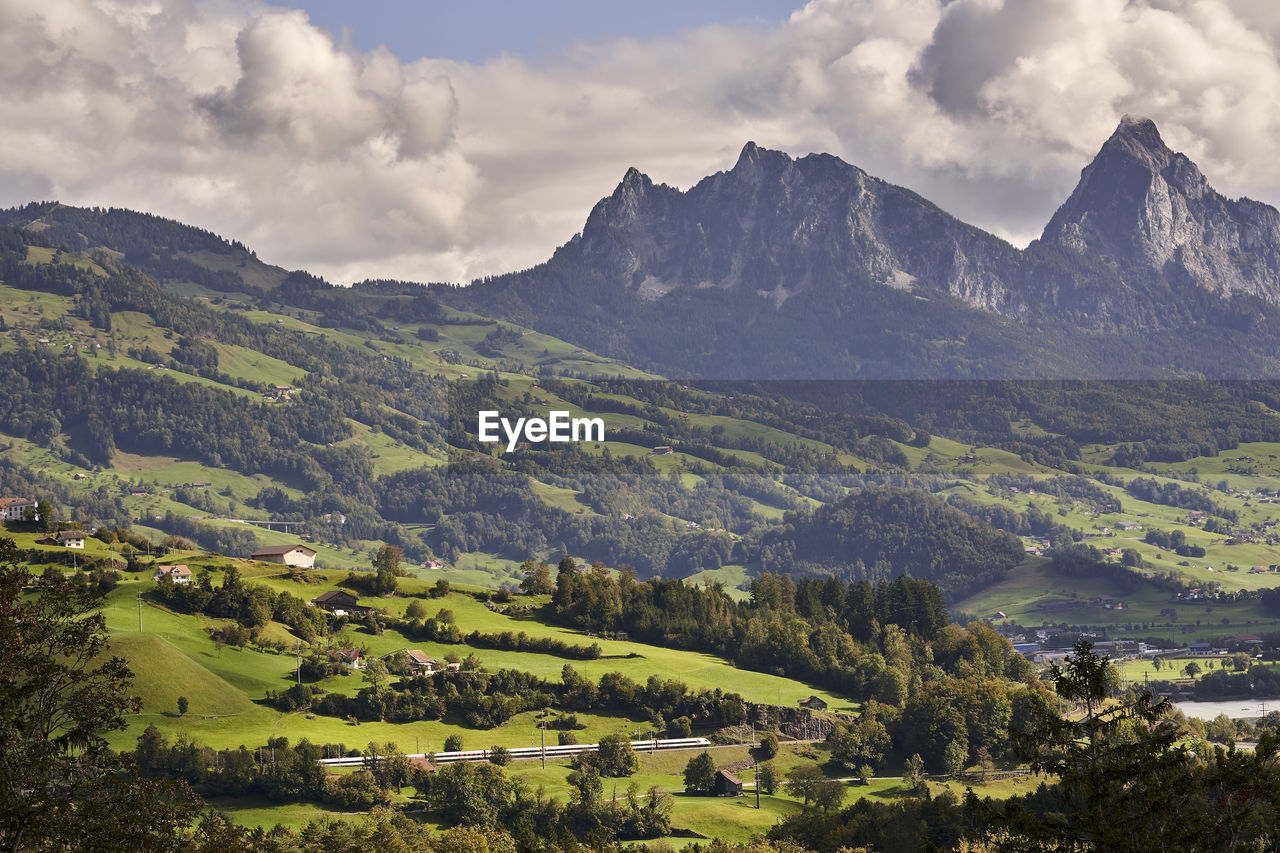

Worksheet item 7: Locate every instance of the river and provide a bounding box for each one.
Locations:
[1174,699,1280,720]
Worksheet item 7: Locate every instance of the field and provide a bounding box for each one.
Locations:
[208,736,1027,842]
[79,562,867,835]
[93,569,851,761]
[16,229,1280,843]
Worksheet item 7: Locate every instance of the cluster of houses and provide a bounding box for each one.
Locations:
[1014,639,1155,664]
[323,644,461,674]
[1031,595,1128,613]
[1176,582,1225,600]
[147,540,317,584]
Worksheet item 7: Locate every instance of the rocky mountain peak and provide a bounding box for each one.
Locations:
[726,141,796,190]
[581,165,671,237]
[1103,114,1175,172]
[618,166,651,192]
[733,140,791,169]
[1041,115,1280,303]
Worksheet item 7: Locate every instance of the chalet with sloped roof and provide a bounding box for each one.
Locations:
[405,650,439,673]
[153,565,193,585]
[311,589,361,614]
[252,543,317,568]
[327,647,364,669]
[56,530,86,548]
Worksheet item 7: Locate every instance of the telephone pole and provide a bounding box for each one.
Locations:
[137,592,143,632]
[754,756,760,809]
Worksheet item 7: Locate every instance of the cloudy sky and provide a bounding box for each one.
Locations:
[3,0,1280,285]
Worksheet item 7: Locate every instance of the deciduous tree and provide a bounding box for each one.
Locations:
[683,751,716,794]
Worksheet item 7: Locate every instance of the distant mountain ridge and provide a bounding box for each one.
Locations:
[8,118,1280,378]
[438,117,1280,379]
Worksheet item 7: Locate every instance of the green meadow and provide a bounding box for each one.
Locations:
[96,572,851,763]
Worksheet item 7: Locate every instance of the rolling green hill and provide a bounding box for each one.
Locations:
[4,211,1280,648]
[9,205,1280,847]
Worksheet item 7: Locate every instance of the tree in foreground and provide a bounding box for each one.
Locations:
[520,559,554,595]
[971,637,1280,851]
[0,537,207,851]
[372,544,404,576]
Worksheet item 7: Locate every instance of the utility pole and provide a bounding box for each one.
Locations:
[137,592,143,632]
[541,707,547,768]
[296,641,302,686]
[755,756,760,809]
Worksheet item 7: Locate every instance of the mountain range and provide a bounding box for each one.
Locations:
[7,117,1280,379]
[437,116,1280,379]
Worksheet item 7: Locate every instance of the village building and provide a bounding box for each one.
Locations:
[408,756,437,773]
[798,695,828,711]
[1228,634,1264,647]
[1033,650,1072,664]
[310,589,363,615]
[327,648,364,669]
[56,530,86,548]
[713,770,743,796]
[0,497,36,522]
[404,650,440,673]
[251,543,317,568]
[153,565,193,585]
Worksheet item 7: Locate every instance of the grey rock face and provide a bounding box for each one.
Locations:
[562,141,1026,314]
[1040,115,1280,302]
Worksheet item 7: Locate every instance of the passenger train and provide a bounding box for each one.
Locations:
[317,736,712,768]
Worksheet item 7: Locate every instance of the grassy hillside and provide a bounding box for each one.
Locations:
[93,570,848,757]
[4,216,1280,648]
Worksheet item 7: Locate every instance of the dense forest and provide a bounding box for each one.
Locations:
[753,487,1026,598]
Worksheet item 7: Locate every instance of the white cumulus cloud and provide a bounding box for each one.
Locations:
[1,0,1280,283]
